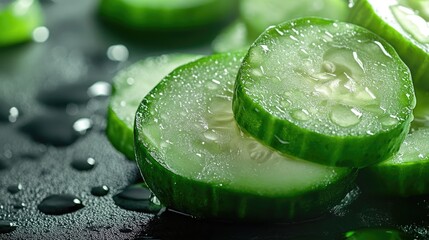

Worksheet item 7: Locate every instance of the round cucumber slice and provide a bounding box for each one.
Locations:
[358,128,429,197]
[349,0,429,91]
[233,18,415,167]
[240,0,349,39]
[99,0,236,30]
[134,52,356,221]
[212,20,252,53]
[107,54,201,160]
[0,0,43,47]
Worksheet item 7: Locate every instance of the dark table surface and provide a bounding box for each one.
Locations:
[0,0,428,239]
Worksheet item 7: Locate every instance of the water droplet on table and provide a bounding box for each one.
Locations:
[0,220,17,234]
[107,45,129,62]
[113,184,162,213]
[20,114,92,146]
[32,26,50,43]
[37,80,109,108]
[71,157,96,171]
[91,186,109,197]
[38,194,84,215]
[7,184,23,194]
[0,101,20,123]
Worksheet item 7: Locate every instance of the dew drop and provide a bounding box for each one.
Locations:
[291,109,310,121]
[32,26,50,43]
[0,101,20,123]
[113,184,162,213]
[37,81,93,108]
[38,194,84,215]
[0,220,17,234]
[71,157,96,171]
[381,115,399,127]
[20,114,92,146]
[330,105,362,127]
[91,186,109,197]
[7,184,23,194]
[203,131,218,141]
[107,44,129,62]
[119,227,133,233]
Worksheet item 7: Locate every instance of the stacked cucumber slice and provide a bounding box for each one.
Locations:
[0,0,43,47]
[350,0,429,91]
[107,54,201,160]
[135,51,355,221]
[99,0,236,30]
[233,18,415,167]
[359,128,429,197]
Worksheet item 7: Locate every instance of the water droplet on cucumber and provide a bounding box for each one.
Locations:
[381,115,399,127]
[291,109,310,121]
[330,105,362,127]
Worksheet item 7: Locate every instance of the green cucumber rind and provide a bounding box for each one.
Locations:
[350,0,429,91]
[233,17,414,168]
[134,52,357,221]
[106,106,135,160]
[99,0,237,30]
[0,0,43,47]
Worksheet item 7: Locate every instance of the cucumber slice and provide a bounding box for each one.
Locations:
[233,18,415,167]
[212,20,252,53]
[411,89,429,130]
[134,52,356,221]
[99,0,236,30]
[0,0,43,47]
[107,54,201,160]
[349,0,429,91]
[240,0,349,39]
[358,128,429,197]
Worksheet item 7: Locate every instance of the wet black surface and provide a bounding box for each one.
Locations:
[0,0,428,239]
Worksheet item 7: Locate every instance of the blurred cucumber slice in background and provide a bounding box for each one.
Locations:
[0,0,43,47]
[350,0,429,91]
[99,0,237,30]
[240,0,349,39]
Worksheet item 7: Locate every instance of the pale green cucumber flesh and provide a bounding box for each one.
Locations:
[233,18,415,167]
[99,0,236,30]
[359,128,429,197]
[212,20,252,53]
[0,0,43,46]
[107,54,201,160]
[134,52,355,221]
[349,0,429,91]
[240,0,349,39]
